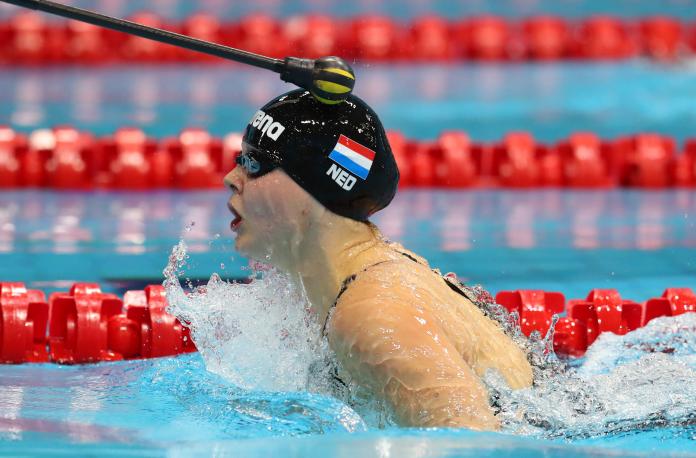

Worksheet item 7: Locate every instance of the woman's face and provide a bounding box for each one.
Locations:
[223,162,315,266]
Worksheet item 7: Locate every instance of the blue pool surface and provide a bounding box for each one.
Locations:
[0,345,694,456]
[0,190,695,301]
[3,63,696,143]
[0,189,694,456]
[1,22,696,457]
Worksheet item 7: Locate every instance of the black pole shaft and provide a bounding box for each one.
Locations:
[1,0,284,72]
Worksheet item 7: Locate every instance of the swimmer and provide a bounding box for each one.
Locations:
[224,90,533,430]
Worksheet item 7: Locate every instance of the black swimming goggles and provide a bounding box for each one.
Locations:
[236,142,279,178]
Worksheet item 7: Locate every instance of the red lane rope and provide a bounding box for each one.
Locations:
[0,282,196,364]
[0,281,693,363]
[0,12,694,64]
[1,126,695,189]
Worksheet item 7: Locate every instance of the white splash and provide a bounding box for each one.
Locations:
[163,240,331,392]
[492,313,696,439]
[579,313,696,376]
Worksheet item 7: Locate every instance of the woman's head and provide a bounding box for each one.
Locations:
[224,90,399,262]
[238,90,398,219]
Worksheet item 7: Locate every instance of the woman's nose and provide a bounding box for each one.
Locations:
[223,167,245,194]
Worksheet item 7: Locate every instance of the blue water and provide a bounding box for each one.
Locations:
[0,335,694,456]
[2,20,696,457]
[0,190,695,300]
[1,189,695,456]
[3,63,696,142]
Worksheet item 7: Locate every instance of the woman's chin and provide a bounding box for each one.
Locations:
[234,234,263,260]
[233,233,250,255]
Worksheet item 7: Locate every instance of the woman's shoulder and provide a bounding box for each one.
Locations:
[334,256,441,311]
[382,240,431,268]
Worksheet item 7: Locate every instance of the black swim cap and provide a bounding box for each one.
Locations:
[241,90,399,222]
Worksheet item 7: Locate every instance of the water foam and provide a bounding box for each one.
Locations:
[163,240,331,393]
[492,313,696,439]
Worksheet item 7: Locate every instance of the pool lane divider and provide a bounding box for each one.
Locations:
[0,282,196,364]
[0,281,694,364]
[497,289,695,357]
[1,127,696,190]
[0,13,692,63]
[0,0,356,104]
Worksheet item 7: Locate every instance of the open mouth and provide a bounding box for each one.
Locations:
[231,213,242,231]
[228,204,243,231]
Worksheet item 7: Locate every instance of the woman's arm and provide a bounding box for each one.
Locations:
[329,284,500,430]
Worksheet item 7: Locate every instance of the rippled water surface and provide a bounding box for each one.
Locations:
[1,189,695,455]
[2,24,696,454]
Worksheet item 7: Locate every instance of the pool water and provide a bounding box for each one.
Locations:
[1,190,695,299]
[4,63,696,142]
[1,187,695,457]
[2,27,696,458]
[0,312,694,456]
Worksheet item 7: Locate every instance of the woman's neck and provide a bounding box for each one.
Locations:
[287,217,389,325]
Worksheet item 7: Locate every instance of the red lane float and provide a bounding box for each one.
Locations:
[644,288,696,325]
[49,283,124,363]
[566,289,643,347]
[612,134,676,188]
[639,17,683,60]
[0,282,48,363]
[234,14,290,59]
[496,287,696,357]
[122,285,196,358]
[407,16,455,61]
[49,283,195,363]
[496,290,565,336]
[493,132,541,187]
[455,16,513,60]
[522,16,570,60]
[436,131,478,187]
[180,13,223,62]
[168,128,223,189]
[555,133,613,188]
[0,282,694,362]
[574,17,636,60]
[117,12,179,62]
[4,13,696,64]
[27,127,94,189]
[673,139,696,186]
[96,127,156,189]
[284,15,339,59]
[2,126,696,189]
[0,282,194,364]
[64,20,109,64]
[0,127,24,188]
[347,15,402,61]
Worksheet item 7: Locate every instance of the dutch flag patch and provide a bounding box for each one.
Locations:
[328,135,376,180]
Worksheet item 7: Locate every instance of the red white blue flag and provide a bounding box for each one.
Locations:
[328,135,376,180]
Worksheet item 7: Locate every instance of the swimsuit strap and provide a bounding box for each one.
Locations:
[389,248,481,303]
[322,259,393,335]
[323,246,487,336]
